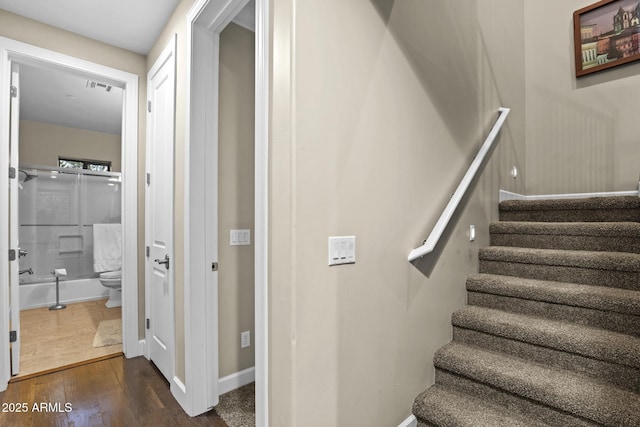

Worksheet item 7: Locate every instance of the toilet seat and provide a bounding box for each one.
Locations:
[99,271,121,280]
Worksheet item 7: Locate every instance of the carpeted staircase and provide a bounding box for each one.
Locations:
[413,195,640,426]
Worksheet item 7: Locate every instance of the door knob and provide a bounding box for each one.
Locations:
[154,254,170,269]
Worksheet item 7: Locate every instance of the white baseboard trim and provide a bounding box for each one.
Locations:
[132,339,145,357]
[500,189,639,202]
[398,414,417,427]
[171,375,189,413]
[219,366,255,395]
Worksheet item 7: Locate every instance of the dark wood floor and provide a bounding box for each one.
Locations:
[0,355,228,427]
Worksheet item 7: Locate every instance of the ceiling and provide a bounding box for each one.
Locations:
[0,0,181,55]
[2,0,256,135]
[19,64,124,135]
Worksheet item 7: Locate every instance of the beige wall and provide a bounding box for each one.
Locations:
[269,0,526,426]
[218,23,256,378]
[19,120,121,172]
[0,9,148,338]
[525,0,640,194]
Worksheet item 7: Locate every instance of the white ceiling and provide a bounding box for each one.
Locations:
[2,0,255,135]
[19,64,123,135]
[0,0,181,55]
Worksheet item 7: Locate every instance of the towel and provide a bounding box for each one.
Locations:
[93,224,122,272]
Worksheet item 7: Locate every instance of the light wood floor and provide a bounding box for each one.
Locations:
[11,299,122,381]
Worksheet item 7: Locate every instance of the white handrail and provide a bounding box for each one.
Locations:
[408,107,510,262]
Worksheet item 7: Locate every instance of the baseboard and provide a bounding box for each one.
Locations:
[500,189,638,202]
[171,375,189,414]
[218,366,255,395]
[398,414,417,427]
[136,339,145,356]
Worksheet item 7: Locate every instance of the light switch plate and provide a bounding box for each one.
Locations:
[230,229,251,246]
[241,330,251,348]
[328,236,356,266]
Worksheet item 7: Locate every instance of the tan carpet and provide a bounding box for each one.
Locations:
[93,319,122,348]
[216,383,255,427]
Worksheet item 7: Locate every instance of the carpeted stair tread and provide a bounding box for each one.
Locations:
[466,273,640,316]
[453,327,640,392]
[413,385,550,427]
[499,196,640,223]
[452,305,640,368]
[490,221,640,253]
[490,221,640,237]
[500,196,640,212]
[434,342,640,426]
[479,246,640,272]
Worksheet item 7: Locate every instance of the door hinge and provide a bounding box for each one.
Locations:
[147,100,151,113]
[10,85,17,98]
[146,318,150,330]
[146,172,150,185]
[211,262,218,271]
[9,167,16,179]
[8,249,16,261]
[146,246,150,257]
[9,330,17,343]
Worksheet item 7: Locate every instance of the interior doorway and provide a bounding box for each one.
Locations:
[183,0,269,423]
[0,36,141,391]
[10,62,124,380]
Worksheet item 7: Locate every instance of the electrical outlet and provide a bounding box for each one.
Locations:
[241,331,251,348]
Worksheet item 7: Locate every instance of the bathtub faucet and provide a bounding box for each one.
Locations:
[19,268,33,275]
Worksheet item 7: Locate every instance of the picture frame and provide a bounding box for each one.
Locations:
[573,0,640,77]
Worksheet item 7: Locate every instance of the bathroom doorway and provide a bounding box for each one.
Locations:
[0,37,141,390]
[12,63,123,380]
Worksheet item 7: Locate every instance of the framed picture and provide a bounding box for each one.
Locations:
[573,0,640,77]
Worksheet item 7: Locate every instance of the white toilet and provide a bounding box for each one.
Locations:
[93,224,122,308]
[98,270,122,308]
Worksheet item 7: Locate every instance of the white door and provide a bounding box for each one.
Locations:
[146,37,176,382]
[9,63,20,376]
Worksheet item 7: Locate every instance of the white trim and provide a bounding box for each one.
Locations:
[184,0,220,416]
[0,46,11,390]
[232,1,255,32]
[137,339,146,356]
[398,415,418,427]
[499,189,639,202]
[171,376,189,411]
[254,0,269,424]
[218,366,256,395]
[185,0,268,421]
[0,37,139,392]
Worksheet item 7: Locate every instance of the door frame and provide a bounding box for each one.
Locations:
[183,0,269,422]
[144,34,177,380]
[0,37,140,391]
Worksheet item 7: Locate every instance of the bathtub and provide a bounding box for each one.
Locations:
[19,276,108,310]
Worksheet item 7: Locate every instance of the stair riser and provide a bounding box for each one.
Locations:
[467,291,640,337]
[434,369,598,427]
[479,260,640,291]
[490,233,640,253]
[499,209,640,223]
[453,327,640,392]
